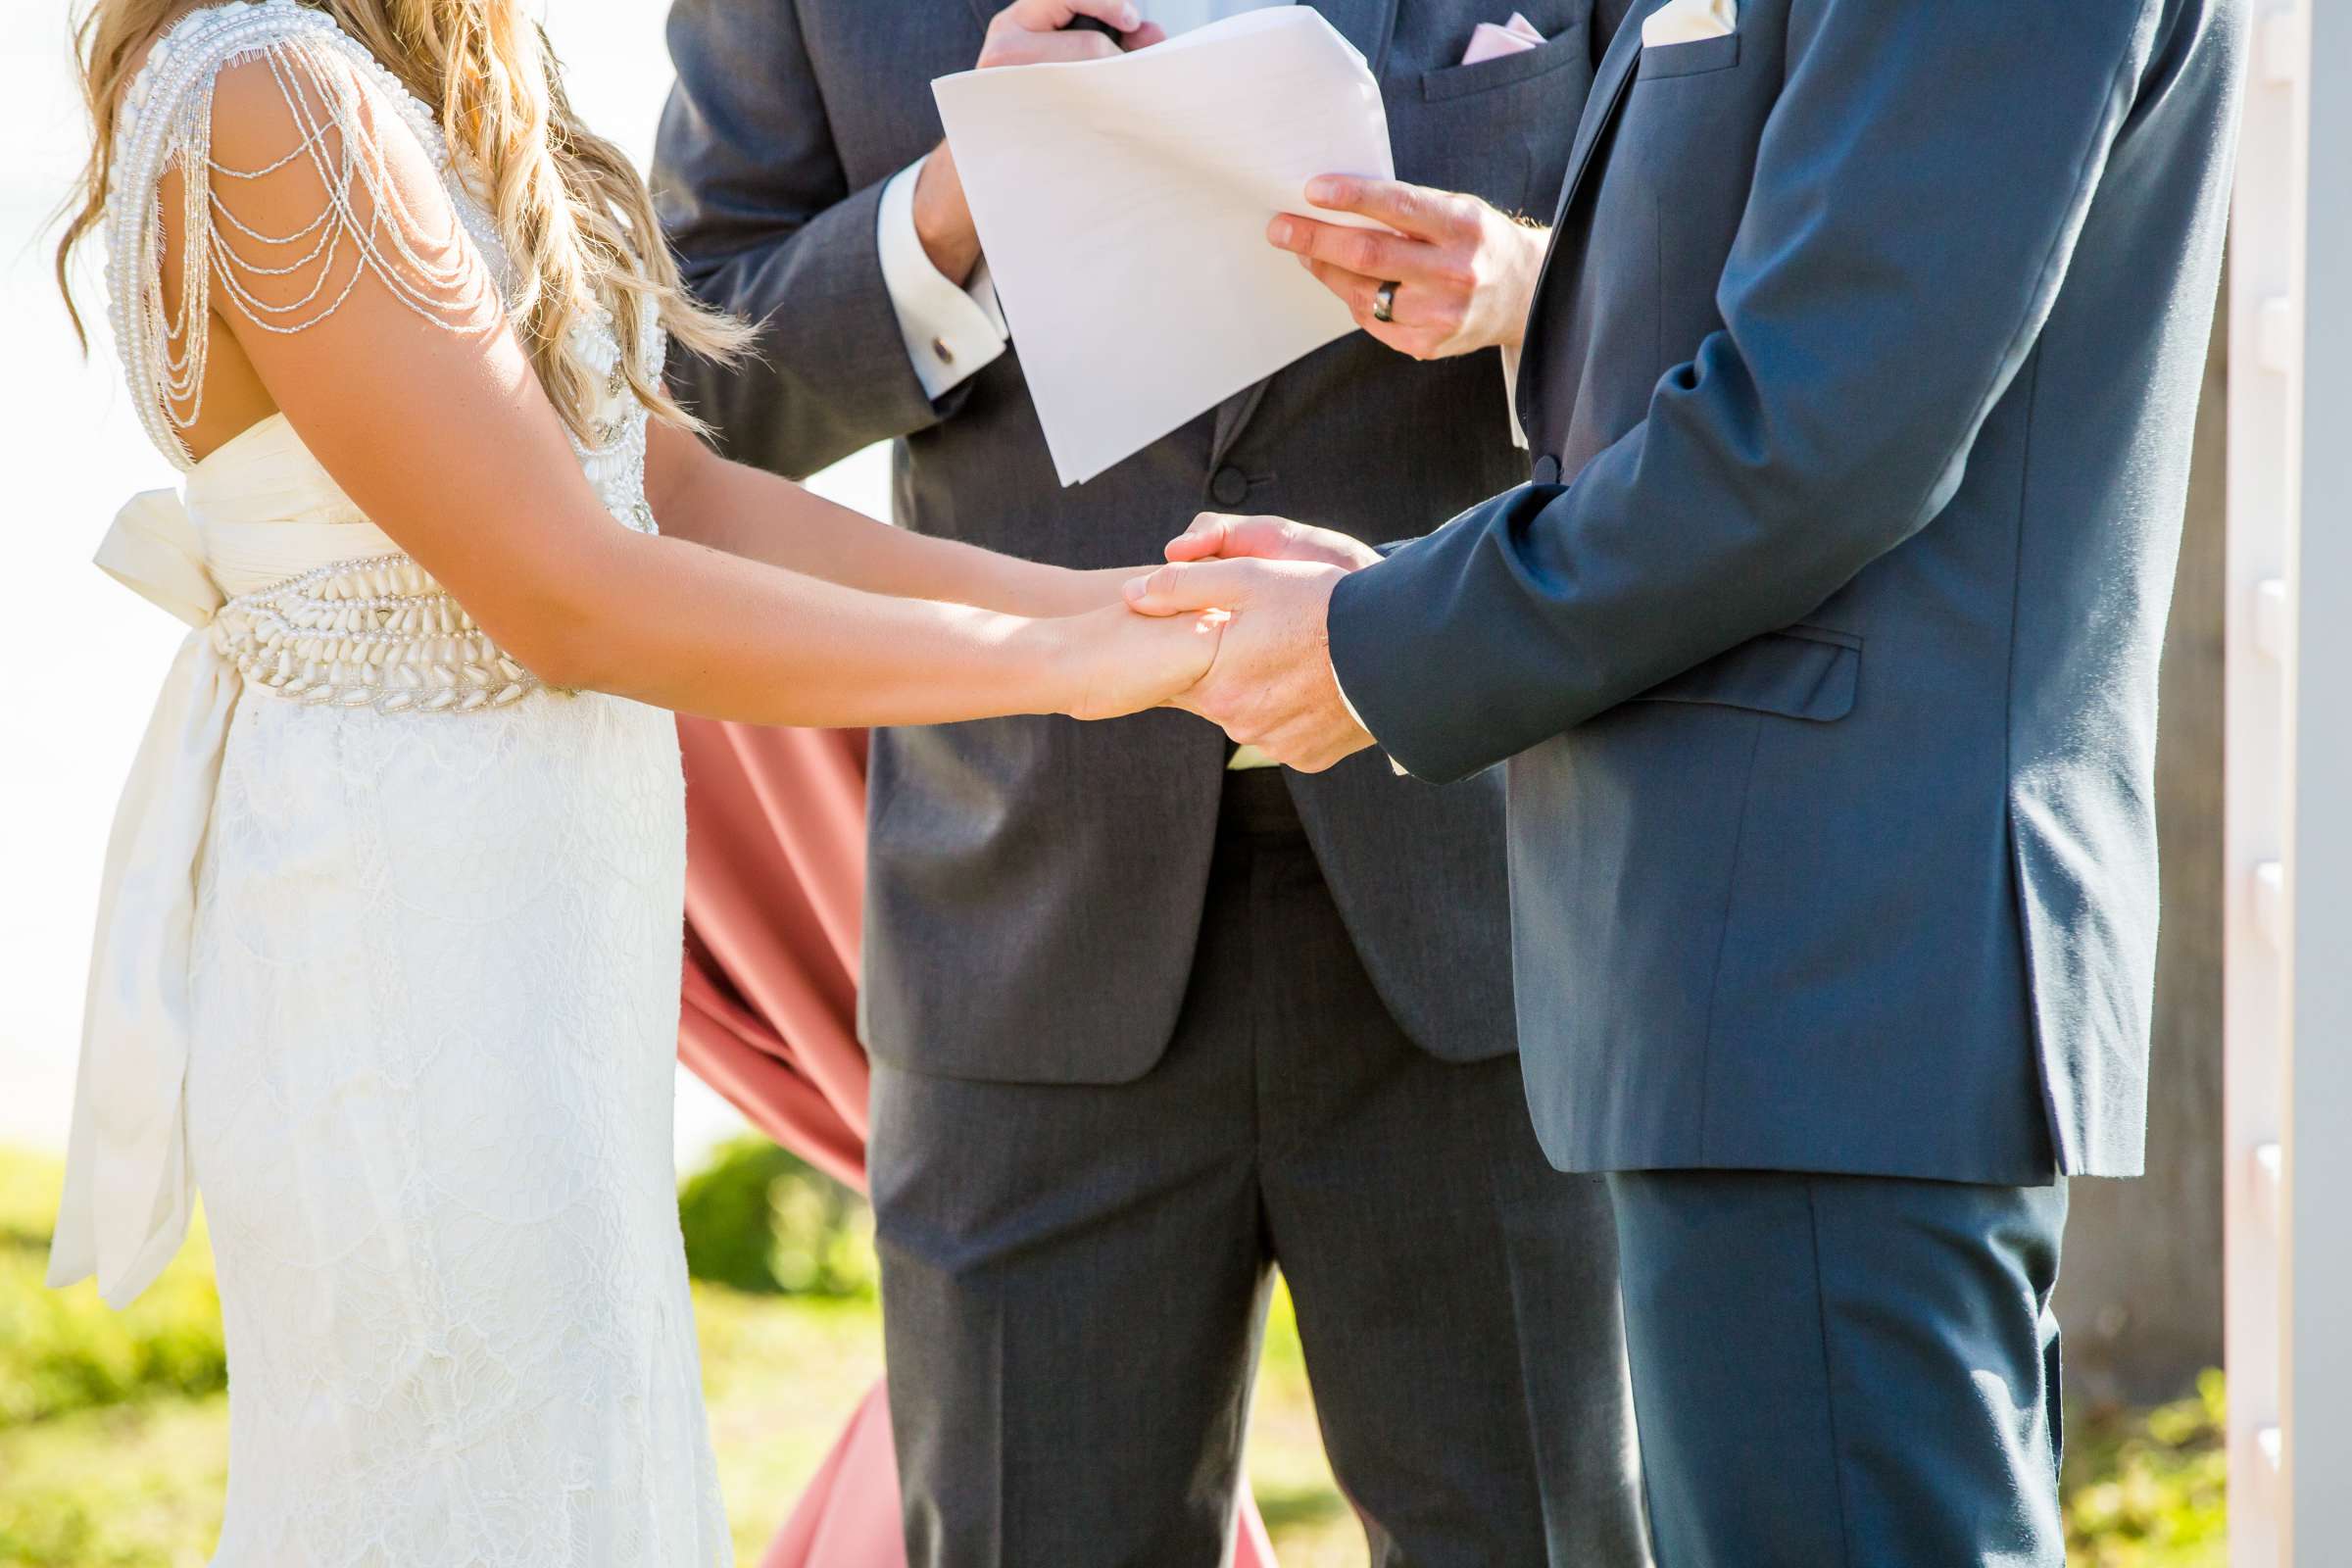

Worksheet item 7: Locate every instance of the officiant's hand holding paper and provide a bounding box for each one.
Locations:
[1267,175,1547,364]
[933,8,1396,485]
[911,1,1169,284]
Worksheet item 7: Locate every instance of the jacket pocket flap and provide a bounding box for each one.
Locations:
[1421,24,1591,101]
[1632,624,1859,721]
[1636,31,1742,80]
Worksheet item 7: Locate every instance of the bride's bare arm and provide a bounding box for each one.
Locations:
[169,50,1208,726]
[643,424,1135,619]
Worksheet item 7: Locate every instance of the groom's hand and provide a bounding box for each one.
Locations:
[913,1,1168,283]
[1124,556,1373,773]
[1269,176,1547,362]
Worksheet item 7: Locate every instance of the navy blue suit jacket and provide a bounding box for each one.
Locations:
[1329,0,2245,1181]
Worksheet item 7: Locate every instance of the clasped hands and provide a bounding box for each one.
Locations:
[1117,514,1386,774]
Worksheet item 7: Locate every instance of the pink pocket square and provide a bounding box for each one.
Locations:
[1463,12,1546,65]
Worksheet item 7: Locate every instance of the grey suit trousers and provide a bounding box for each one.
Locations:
[869,773,1647,1567]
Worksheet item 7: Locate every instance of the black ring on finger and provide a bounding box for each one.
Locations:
[1372,280,1398,323]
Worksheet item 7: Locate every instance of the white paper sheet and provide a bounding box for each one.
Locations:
[932,8,1395,486]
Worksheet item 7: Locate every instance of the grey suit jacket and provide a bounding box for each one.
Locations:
[654,1,1599,1081]
[1329,0,2244,1181]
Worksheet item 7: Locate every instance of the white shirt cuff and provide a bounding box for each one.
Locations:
[877,159,1009,402]
[1501,342,1529,450]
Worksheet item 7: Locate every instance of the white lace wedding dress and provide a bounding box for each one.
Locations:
[47,4,731,1561]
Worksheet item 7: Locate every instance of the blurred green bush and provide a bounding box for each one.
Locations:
[0,1149,225,1426]
[2063,1369,2228,1568]
[674,1135,878,1298]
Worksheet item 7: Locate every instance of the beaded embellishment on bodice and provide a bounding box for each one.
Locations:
[212,553,540,711]
[105,0,663,713]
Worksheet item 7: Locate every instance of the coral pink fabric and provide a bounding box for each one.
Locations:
[674,718,1279,1568]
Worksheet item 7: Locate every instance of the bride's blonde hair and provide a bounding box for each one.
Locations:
[56,0,745,439]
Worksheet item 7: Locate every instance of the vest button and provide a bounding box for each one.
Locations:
[1533,455,1561,485]
[1210,466,1251,508]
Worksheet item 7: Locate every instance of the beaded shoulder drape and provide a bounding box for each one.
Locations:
[102,0,662,713]
[49,5,730,1562]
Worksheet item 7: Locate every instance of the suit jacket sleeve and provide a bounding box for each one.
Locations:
[1326,0,2175,783]
[653,0,956,478]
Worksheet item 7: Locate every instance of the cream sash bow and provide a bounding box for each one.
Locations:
[52,473,431,1303]
[48,490,237,1307]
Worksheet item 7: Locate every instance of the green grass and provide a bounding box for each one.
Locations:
[0,1145,2227,1568]
[0,1396,229,1568]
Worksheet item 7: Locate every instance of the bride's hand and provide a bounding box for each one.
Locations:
[1045,602,1228,721]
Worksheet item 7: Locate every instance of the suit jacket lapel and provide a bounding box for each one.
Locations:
[1549,0,1659,231]
[1514,0,1669,431]
[1208,380,1275,469]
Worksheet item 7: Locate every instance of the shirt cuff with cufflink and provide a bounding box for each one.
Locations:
[876,159,1010,402]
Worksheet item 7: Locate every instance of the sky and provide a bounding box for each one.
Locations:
[0,1,891,1166]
